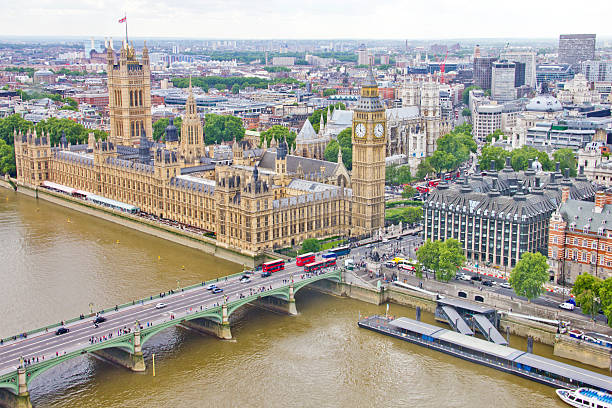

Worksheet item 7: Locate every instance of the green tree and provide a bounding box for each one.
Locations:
[416,159,434,180]
[598,278,612,326]
[0,138,16,176]
[416,239,465,282]
[401,185,416,199]
[485,129,504,144]
[509,252,549,301]
[300,238,321,254]
[231,84,240,94]
[553,148,578,177]
[429,150,455,173]
[204,114,245,145]
[152,117,182,142]
[308,102,346,133]
[462,85,481,105]
[260,125,296,149]
[571,273,603,316]
[386,164,412,186]
[479,145,509,172]
[461,108,471,117]
[34,117,106,146]
[0,114,33,145]
[323,89,337,97]
[323,127,352,170]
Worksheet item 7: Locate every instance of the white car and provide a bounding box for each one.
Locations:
[458,273,471,281]
[155,303,167,309]
[499,282,512,289]
[559,302,575,311]
[240,277,251,284]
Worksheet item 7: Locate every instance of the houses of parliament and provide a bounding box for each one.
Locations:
[14,42,386,258]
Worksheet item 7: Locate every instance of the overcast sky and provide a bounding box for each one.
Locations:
[2,0,611,40]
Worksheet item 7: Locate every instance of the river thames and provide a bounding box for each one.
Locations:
[1,187,603,407]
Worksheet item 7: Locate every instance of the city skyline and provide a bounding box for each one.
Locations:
[2,0,612,40]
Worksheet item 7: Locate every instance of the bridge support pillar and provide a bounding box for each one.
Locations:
[0,368,32,408]
[253,286,297,316]
[181,307,232,340]
[92,330,145,372]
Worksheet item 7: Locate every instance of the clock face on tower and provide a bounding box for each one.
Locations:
[355,123,366,138]
[374,123,384,138]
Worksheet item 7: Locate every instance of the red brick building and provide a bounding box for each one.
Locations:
[73,93,109,109]
[548,188,612,284]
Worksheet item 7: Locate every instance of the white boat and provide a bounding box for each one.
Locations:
[556,388,612,408]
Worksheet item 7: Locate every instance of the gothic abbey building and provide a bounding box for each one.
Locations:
[14,45,385,258]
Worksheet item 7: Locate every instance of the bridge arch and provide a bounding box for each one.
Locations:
[140,308,223,347]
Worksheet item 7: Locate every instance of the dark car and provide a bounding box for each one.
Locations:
[261,271,271,278]
[93,316,106,324]
[55,327,69,336]
[471,275,482,282]
[482,279,494,287]
[212,287,224,294]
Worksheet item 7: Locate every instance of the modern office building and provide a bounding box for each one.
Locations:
[491,61,516,101]
[536,64,574,84]
[558,34,596,71]
[424,161,595,269]
[501,48,536,88]
[473,57,497,90]
[473,103,502,141]
[581,60,612,82]
[514,62,526,87]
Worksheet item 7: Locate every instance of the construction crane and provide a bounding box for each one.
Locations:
[440,50,449,84]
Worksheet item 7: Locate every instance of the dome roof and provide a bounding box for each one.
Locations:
[525,94,562,112]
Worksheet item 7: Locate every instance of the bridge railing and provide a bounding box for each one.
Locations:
[0,270,251,345]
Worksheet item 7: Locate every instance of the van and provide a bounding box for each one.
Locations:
[399,264,415,271]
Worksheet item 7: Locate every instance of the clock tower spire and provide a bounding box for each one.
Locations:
[351,66,386,236]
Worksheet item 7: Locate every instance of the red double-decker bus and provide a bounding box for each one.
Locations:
[304,258,336,273]
[296,252,315,266]
[262,259,285,273]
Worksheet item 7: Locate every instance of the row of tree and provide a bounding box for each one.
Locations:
[260,125,297,150]
[571,274,612,324]
[385,206,422,226]
[172,76,302,93]
[0,114,108,177]
[415,124,476,179]
[152,114,245,145]
[478,145,577,176]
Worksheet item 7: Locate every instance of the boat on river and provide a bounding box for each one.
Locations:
[556,388,612,407]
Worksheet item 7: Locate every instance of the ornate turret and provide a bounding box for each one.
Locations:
[165,117,179,143]
[138,129,150,164]
[60,131,67,149]
[180,77,204,164]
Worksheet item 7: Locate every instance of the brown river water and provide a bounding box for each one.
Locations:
[1,187,606,407]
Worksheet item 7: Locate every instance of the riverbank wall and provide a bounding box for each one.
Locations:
[0,179,263,268]
[313,271,611,370]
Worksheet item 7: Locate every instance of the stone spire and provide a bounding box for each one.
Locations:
[319,112,324,136]
[337,146,343,165]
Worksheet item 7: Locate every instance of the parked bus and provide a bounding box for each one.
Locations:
[296,252,315,266]
[321,252,337,259]
[329,245,351,257]
[416,186,429,194]
[262,259,285,273]
[304,258,336,273]
[427,179,441,187]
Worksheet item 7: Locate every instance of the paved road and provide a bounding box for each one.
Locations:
[0,260,328,376]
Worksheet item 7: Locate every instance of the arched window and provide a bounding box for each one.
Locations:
[129,91,133,107]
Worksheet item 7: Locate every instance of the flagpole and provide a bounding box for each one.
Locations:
[125,14,128,45]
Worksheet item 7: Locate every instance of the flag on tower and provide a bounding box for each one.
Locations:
[118,16,126,23]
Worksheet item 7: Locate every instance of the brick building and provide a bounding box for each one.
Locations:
[548,188,612,284]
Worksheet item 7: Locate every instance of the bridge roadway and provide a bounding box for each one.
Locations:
[0,260,342,391]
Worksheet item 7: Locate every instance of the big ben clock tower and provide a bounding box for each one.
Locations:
[351,67,386,236]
